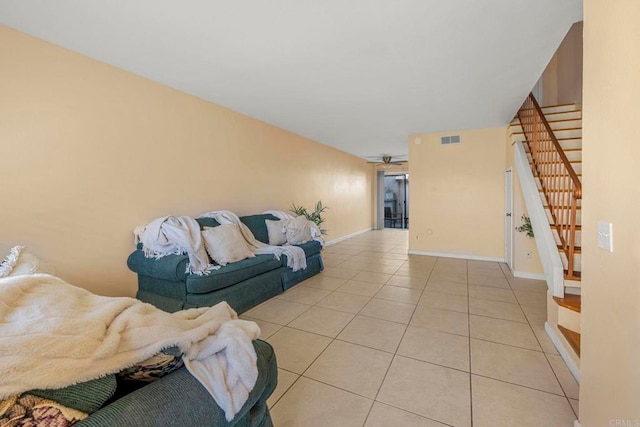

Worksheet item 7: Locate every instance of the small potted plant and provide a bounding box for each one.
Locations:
[290,201,328,235]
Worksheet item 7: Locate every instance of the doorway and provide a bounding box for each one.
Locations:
[383,173,409,229]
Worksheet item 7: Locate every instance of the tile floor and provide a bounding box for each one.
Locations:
[241,229,579,427]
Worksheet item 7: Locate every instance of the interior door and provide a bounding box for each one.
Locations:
[505,168,513,270]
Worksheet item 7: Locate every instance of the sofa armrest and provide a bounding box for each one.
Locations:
[76,340,277,427]
[127,249,188,282]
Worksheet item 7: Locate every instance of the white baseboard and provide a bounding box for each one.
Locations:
[408,250,504,263]
[513,271,546,280]
[325,228,372,246]
[545,322,581,383]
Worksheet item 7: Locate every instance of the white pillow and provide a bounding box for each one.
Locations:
[201,224,255,266]
[0,246,40,278]
[265,219,287,246]
[285,216,314,245]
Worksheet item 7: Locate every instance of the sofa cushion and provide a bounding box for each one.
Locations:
[202,224,255,266]
[265,219,287,246]
[295,240,322,258]
[29,374,117,414]
[186,254,282,294]
[195,217,221,229]
[240,214,278,244]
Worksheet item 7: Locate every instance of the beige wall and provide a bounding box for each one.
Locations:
[542,21,583,107]
[505,137,544,276]
[580,2,640,425]
[408,127,506,259]
[0,26,373,297]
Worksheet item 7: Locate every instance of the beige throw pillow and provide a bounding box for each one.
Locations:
[285,216,314,245]
[265,220,287,246]
[202,224,255,266]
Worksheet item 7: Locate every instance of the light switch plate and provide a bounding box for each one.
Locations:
[597,221,613,252]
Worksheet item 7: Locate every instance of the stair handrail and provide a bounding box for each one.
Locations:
[517,93,582,279]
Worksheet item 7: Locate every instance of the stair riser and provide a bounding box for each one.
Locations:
[539,192,582,209]
[550,229,582,247]
[528,150,582,162]
[510,133,582,150]
[544,111,582,121]
[558,306,581,334]
[545,209,581,225]
[559,252,582,272]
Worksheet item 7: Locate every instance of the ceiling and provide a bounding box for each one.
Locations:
[0,1,582,160]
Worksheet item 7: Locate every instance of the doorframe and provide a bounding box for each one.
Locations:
[505,168,514,271]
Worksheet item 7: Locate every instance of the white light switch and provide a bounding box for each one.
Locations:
[597,221,613,252]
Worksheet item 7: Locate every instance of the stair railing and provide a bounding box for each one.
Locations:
[517,93,582,279]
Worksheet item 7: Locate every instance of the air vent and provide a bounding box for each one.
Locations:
[440,135,461,145]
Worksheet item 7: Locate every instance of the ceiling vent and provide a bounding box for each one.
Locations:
[440,135,461,145]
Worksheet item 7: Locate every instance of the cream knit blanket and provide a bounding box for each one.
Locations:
[0,274,260,421]
[198,210,308,271]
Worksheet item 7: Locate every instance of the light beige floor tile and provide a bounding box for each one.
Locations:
[301,275,347,291]
[246,298,311,325]
[305,340,393,398]
[365,402,448,427]
[352,271,392,285]
[521,303,547,325]
[337,280,384,297]
[360,298,416,324]
[469,315,541,351]
[468,285,517,303]
[410,306,469,336]
[316,291,371,314]
[547,354,580,399]
[397,326,470,371]
[377,258,406,267]
[266,327,332,374]
[271,377,373,427]
[507,277,548,293]
[467,275,510,288]
[467,260,502,270]
[425,280,468,296]
[267,369,299,408]
[470,339,563,394]
[532,324,560,355]
[514,289,547,308]
[321,267,361,280]
[418,292,469,313]
[394,267,430,279]
[322,258,345,268]
[337,315,407,353]
[240,316,282,340]
[427,270,466,284]
[569,399,579,417]
[472,375,576,427]
[277,286,332,305]
[468,268,506,279]
[381,253,409,261]
[386,275,428,289]
[378,356,471,427]
[469,298,527,323]
[374,285,423,304]
[288,306,354,338]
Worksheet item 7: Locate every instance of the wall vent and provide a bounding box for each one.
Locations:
[440,135,461,145]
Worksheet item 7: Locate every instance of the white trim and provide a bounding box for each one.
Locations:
[513,271,546,280]
[515,142,565,297]
[408,250,504,263]
[505,167,514,271]
[545,322,581,383]
[325,228,372,246]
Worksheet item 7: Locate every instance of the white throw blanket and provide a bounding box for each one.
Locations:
[199,210,307,272]
[134,215,217,275]
[263,210,326,247]
[0,274,260,421]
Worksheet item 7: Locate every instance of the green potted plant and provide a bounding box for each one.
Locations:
[290,200,328,235]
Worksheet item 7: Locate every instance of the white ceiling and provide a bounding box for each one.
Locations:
[0,1,582,160]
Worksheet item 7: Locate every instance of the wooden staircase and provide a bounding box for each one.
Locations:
[509,95,582,362]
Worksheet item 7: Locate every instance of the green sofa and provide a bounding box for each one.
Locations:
[75,339,277,427]
[128,213,324,314]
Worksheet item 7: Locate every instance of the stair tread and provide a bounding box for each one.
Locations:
[558,325,581,356]
[551,224,582,230]
[553,294,581,312]
[564,270,582,281]
[558,245,581,254]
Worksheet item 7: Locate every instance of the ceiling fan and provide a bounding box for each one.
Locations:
[365,155,407,166]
